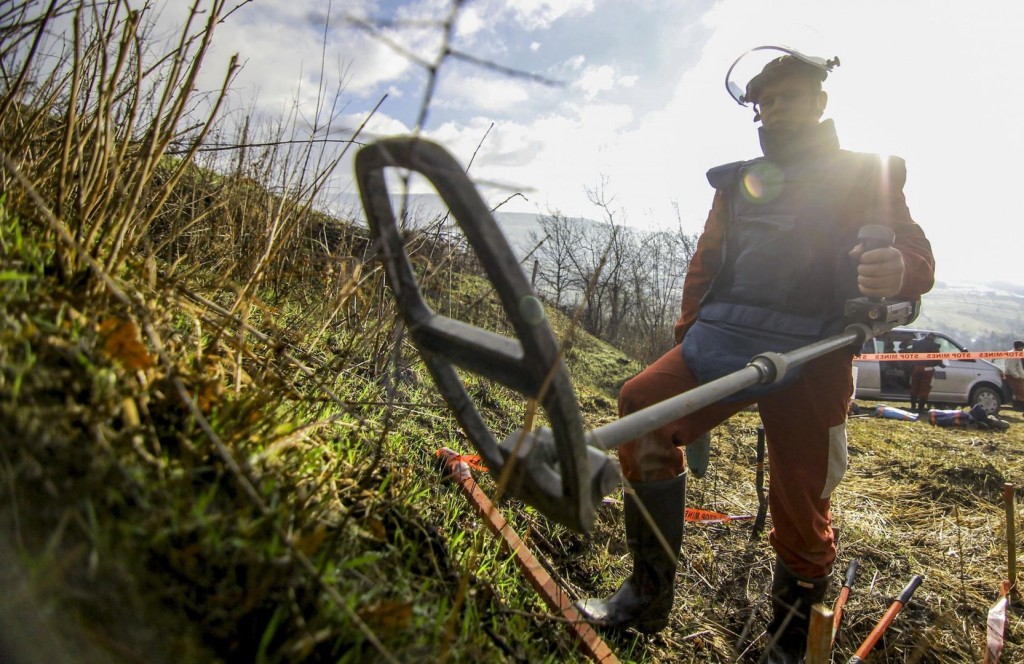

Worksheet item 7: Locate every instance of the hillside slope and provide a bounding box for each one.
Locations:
[916,284,1024,346]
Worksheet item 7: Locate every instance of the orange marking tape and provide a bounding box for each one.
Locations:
[858,350,1024,361]
[685,507,754,524]
[434,449,488,472]
[436,448,620,664]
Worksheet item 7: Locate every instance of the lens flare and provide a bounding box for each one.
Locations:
[741,162,784,202]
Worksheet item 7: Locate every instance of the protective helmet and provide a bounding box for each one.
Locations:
[725,46,840,120]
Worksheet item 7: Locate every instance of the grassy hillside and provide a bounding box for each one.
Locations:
[3,4,1024,663]
[916,285,1024,347]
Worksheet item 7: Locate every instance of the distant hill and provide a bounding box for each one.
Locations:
[339,191,606,255]
[915,283,1024,348]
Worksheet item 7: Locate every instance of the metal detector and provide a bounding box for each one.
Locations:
[355,136,918,533]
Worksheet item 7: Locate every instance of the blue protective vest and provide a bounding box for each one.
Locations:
[682,126,901,399]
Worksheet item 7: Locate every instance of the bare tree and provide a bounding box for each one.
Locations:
[621,223,697,362]
[527,211,581,309]
[525,188,701,361]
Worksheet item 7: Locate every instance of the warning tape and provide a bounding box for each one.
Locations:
[684,507,754,524]
[434,449,488,472]
[857,350,1024,362]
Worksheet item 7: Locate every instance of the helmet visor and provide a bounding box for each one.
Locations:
[726,45,839,106]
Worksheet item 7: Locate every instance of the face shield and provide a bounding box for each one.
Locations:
[725,45,840,119]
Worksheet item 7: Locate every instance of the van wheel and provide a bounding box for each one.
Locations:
[970,386,1002,415]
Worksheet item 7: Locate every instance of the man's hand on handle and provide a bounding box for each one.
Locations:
[849,244,905,298]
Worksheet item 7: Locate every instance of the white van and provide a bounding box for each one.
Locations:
[854,328,1010,414]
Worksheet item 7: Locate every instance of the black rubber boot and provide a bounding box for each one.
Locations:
[909,398,917,411]
[763,558,829,664]
[575,472,686,633]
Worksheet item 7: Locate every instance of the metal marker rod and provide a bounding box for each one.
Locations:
[847,575,923,664]
[831,558,859,648]
[585,327,865,452]
[436,449,621,664]
[586,364,761,451]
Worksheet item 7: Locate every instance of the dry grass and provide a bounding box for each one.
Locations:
[553,408,1024,663]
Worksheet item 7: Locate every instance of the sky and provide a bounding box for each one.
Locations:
[152,0,1024,287]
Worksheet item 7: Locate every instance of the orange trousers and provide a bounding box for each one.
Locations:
[1006,375,1024,403]
[909,366,934,401]
[617,345,855,578]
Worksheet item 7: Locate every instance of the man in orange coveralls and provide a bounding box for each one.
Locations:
[576,48,935,662]
[907,332,941,414]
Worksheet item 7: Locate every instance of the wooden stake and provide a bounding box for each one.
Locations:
[806,603,834,664]
[1004,483,1017,594]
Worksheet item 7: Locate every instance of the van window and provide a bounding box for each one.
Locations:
[933,336,963,354]
[876,332,913,354]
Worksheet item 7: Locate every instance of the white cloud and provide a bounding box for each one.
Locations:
[431,118,544,168]
[577,65,616,100]
[342,111,411,140]
[437,74,531,112]
[559,61,637,107]
[566,54,586,71]
[456,6,485,38]
[149,1,423,113]
[502,0,596,30]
